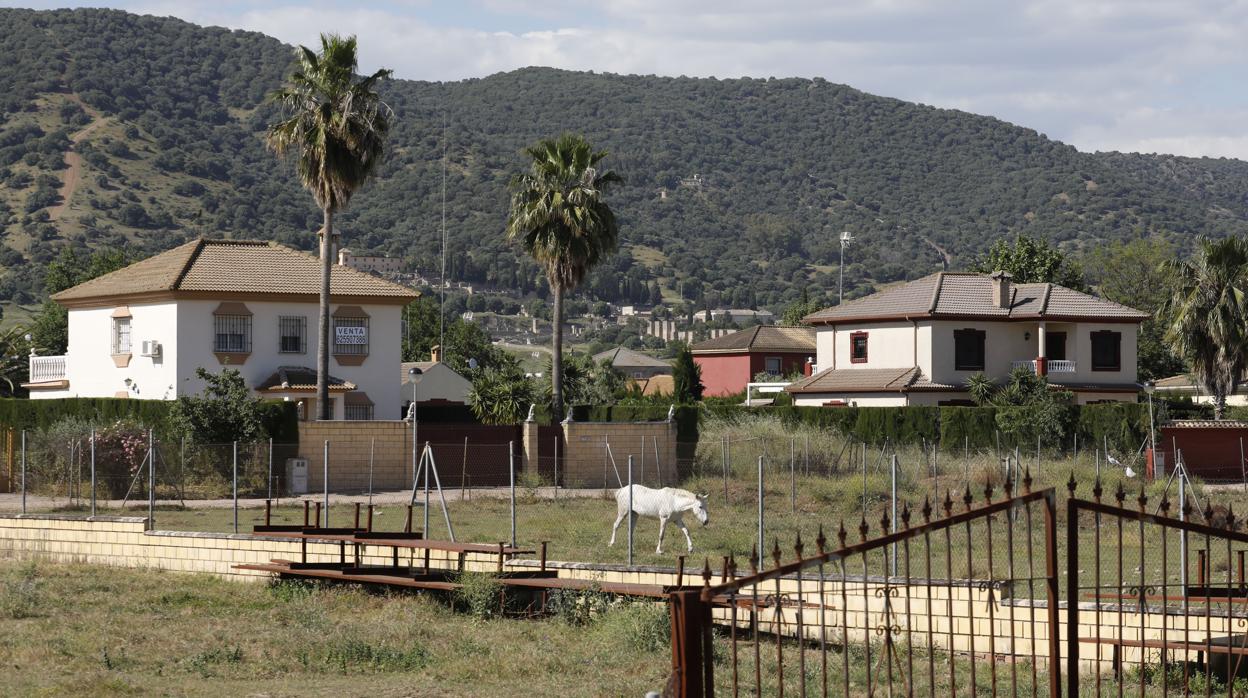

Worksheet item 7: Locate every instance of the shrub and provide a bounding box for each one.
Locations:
[451,572,504,619]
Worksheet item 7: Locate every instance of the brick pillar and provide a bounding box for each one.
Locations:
[1036,356,1048,377]
[522,419,540,477]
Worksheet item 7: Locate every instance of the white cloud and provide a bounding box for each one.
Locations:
[8,0,1248,158]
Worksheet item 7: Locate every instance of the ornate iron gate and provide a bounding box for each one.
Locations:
[667,478,1061,697]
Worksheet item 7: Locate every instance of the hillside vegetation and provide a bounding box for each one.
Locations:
[2,7,1247,317]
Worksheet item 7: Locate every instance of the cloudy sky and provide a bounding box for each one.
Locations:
[8,1,1248,159]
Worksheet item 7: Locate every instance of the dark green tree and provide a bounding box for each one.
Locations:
[671,346,704,403]
[506,133,621,419]
[1082,238,1183,380]
[267,34,392,420]
[467,366,536,425]
[29,247,132,354]
[971,236,1086,290]
[169,368,265,445]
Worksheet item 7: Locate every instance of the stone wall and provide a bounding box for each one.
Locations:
[558,419,678,489]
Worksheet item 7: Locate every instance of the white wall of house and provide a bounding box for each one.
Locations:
[45,301,181,401]
[37,298,404,420]
[830,321,918,370]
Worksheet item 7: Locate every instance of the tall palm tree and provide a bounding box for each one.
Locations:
[1161,236,1248,419]
[507,134,621,418]
[266,34,391,420]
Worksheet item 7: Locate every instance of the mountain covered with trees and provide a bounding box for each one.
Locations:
[3,7,1248,317]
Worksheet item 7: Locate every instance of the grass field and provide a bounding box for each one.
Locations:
[0,560,674,697]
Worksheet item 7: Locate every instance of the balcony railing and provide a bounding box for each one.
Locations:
[1011,359,1075,374]
[28,355,67,382]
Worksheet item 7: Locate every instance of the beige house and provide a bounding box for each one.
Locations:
[1154,374,1248,407]
[786,271,1148,406]
[24,238,417,420]
[592,346,671,379]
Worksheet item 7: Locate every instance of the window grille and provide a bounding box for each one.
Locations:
[112,317,131,354]
[214,315,252,353]
[333,316,370,355]
[279,316,306,353]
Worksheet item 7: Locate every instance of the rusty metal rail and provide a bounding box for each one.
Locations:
[1066,476,1248,697]
[668,477,1061,697]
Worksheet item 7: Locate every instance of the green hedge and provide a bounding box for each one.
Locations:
[0,398,299,442]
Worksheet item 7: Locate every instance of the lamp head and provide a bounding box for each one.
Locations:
[839,231,855,244]
[409,366,423,377]
[1144,381,1155,395]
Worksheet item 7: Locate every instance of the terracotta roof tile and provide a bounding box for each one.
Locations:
[803,272,1148,324]
[53,239,418,304]
[256,366,356,392]
[786,367,923,394]
[691,325,816,353]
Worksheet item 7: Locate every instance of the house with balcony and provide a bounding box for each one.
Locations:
[785,271,1148,406]
[23,238,418,420]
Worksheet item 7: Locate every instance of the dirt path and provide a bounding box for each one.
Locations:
[47,94,108,222]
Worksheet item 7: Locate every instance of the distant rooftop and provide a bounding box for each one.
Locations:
[690,325,816,354]
[592,346,671,368]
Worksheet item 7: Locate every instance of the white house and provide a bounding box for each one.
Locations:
[400,360,472,408]
[24,238,417,420]
[786,271,1148,406]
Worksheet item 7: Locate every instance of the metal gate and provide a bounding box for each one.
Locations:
[1066,477,1248,696]
[668,477,1061,696]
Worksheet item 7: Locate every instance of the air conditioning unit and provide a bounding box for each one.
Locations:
[140,340,162,357]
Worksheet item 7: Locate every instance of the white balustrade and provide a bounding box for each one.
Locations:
[28,355,67,382]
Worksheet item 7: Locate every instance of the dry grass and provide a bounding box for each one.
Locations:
[0,560,671,697]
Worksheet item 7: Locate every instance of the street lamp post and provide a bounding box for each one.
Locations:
[838,231,855,304]
[1144,381,1157,476]
[408,365,422,500]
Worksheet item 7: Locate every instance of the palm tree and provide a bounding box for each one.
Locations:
[1161,236,1248,419]
[506,134,621,418]
[266,34,391,420]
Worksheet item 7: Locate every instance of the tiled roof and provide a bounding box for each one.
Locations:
[53,239,418,304]
[256,366,356,392]
[785,367,926,394]
[633,374,675,396]
[691,325,816,353]
[803,272,1148,325]
[592,346,671,368]
[1163,420,1248,429]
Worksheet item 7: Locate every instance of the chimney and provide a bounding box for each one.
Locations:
[337,248,351,266]
[430,344,441,363]
[990,271,1012,309]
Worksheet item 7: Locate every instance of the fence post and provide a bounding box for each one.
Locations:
[232,440,239,534]
[323,439,329,528]
[553,431,560,499]
[267,437,273,500]
[890,453,898,577]
[148,429,155,527]
[1058,490,1073,698]
[722,435,729,504]
[628,455,634,567]
[757,455,764,559]
[20,430,25,514]
[509,440,517,549]
[368,438,375,508]
[789,437,796,513]
[90,429,96,517]
[669,590,712,697]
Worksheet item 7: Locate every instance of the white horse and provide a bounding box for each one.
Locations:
[608,485,709,554]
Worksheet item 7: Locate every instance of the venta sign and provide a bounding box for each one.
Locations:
[335,325,368,345]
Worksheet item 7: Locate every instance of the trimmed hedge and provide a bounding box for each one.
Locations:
[0,398,299,442]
